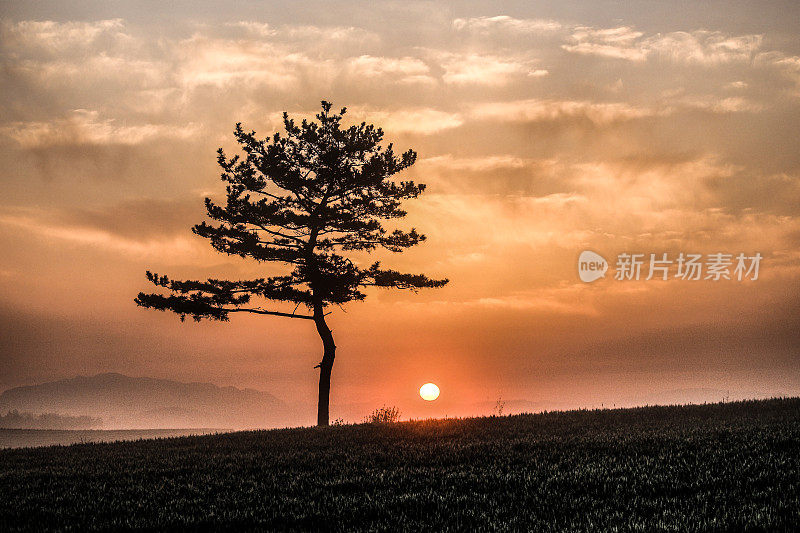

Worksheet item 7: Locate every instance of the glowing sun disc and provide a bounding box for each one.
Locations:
[419,383,440,401]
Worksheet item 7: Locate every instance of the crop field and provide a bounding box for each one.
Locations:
[1,398,799,531]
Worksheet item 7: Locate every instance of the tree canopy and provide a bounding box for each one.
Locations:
[136,101,447,322]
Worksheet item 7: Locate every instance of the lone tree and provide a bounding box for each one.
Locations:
[135,101,448,426]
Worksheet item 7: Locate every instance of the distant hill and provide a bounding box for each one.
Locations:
[0,373,299,430]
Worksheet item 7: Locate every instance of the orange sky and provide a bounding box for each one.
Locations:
[1,1,799,425]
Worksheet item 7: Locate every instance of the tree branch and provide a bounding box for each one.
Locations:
[227,308,315,320]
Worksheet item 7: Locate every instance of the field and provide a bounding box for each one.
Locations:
[1,398,799,531]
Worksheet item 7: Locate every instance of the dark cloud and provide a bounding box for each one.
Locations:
[64,197,205,240]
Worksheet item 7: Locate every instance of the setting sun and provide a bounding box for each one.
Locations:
[419,383,440,401]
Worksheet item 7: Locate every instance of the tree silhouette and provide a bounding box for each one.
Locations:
[135,101,448,426]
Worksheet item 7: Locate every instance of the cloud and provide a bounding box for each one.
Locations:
[647,31,762,64]
[0,19,385,123]
[1,19,129,54]
[765,54,800,94]
[417,155,570,197]
[771,54,800,75]
[414,153,800,267]
[470,99,658,124]
[420,154,532,172]
[64,198,207,240]
[725,81,748,90]
[465,289,599,316]
[0,212,196,258]
[452,15,562,34]
[439,53,547,85]
[347,55,434,84]
[673,95,764,114]
[563,27,763,64]
[416,192,594,251]
[1,19,166,108]
[0,199,206,258]
[281,24,379,47]
[1,110,200,148]
[227,20,379,47]
[348,107,464,134]
[227,21,275,38]
[563,26,647,61]
[468,94,764,126]
[174,36,328,90]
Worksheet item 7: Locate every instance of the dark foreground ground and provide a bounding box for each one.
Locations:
[1,399,798,531]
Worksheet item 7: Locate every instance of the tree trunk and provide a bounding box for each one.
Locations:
[313,303,335,426]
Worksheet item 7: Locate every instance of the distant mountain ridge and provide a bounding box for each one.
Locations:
[0,373,300,430]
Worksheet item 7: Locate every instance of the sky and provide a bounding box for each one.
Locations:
[1,0,799,424]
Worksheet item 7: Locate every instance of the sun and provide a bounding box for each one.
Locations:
[419,382,440,401]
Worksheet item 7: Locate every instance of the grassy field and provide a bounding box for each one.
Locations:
[1,398,798,531]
